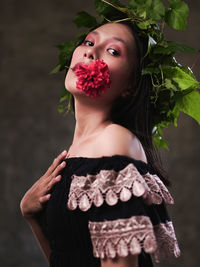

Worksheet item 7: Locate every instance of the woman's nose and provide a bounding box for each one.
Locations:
[84,47,96,60]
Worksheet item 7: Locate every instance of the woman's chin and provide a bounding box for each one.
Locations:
[65,86,88,98]
[65,85,79,94]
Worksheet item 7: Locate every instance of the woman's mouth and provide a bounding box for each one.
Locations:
[72,59,111,98]
[72,62,86,71]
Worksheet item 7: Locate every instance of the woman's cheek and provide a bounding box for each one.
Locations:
[70,47,82,67]
[65,47,82,90]
[109,65,128,87]
[65,65,77,92]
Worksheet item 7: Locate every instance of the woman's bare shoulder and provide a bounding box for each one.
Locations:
[96,123,147,162]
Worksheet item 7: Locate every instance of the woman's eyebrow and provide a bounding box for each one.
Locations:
[90,31,127,47]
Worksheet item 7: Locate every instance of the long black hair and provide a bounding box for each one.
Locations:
[109,21,170,186]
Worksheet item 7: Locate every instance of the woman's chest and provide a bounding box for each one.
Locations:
[44,172,90,239]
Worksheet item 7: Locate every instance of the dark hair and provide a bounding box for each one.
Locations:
[109,21,170,186]
[69,21,170,186]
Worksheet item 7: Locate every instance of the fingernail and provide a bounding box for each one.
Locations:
[56,175,61,180]
[46,194,51,199]
[61,161,66,166]
[62,150,67,155]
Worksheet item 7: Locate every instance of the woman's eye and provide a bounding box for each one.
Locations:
[83,40,94,46]
[107,48,120,56]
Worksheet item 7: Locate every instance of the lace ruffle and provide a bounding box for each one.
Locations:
[67,163,174,211]
[88,216,180,262]
[154,221,181,262]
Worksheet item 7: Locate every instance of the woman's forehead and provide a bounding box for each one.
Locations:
[90,23,135,47]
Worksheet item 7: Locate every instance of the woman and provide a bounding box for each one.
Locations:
[20,22,180,267]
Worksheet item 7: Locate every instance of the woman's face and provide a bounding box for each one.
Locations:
[65,23,136,103]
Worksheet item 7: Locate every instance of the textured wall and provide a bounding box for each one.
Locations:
[0,0,200,266]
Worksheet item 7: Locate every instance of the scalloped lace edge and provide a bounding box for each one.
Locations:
[88,215,180,262]
[67,163,174,211]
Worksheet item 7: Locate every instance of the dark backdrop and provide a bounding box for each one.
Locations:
[0,0,200,266]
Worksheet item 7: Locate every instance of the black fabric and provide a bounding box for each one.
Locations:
[37,155,172,267]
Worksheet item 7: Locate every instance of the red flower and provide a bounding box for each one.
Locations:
[73,59,111,98]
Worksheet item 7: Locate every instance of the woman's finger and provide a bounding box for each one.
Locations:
[40,165,63,191]
[39,194,51,204]
[50,161,66,179]
[46,175,62,192]
[44,150,67,177]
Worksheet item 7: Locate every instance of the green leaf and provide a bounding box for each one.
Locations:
[181,66,197,79]
[153,41,197,55]
[95,0,124,17]
[153,125,168,149]
[74,11,98,28]
[165,78,178,91]
[129,0,152,8]
[129,0,154,20]
[59,88,71,102]
[168,41,197,53]
[152,0,166,19]
[137,20,151,29]
[138,10,147,19]
[175,90,200,125]
[95,0,111,15]
[170,102,180,126]
[59,93,68,103]
[57,41,76,70]
[50,64,61,74]
[50,42,76,74]
[58,104,64,114]
[145,0,152,7]
[57,89,73,114]
[154,137,168,149]
[128,0,138,8]
[163,66,200,91]
[165,0,189,30]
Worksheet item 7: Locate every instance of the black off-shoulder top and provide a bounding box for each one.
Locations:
[37,155,180,267]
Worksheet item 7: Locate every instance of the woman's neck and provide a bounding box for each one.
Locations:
[72,97,112,146]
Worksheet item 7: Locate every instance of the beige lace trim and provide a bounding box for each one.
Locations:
[88,216,180,262]
[67,163,174,211]
[153,221,181,262]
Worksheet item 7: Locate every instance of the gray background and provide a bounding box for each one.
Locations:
[0,0,200,266]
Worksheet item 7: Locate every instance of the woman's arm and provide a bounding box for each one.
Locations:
[101,254,138,267]
[20,150,68,262]
[96,125,142,267]
[25,217,52,262]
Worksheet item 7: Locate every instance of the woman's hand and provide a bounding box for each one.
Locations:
[20,150,68,220]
